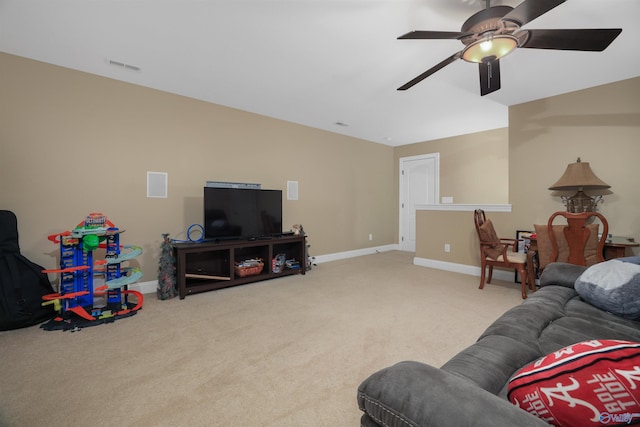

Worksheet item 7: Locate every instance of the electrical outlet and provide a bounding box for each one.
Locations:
[369,233,373,241]
[444,243,451,253]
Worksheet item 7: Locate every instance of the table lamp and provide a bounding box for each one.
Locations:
[548,158,611,213]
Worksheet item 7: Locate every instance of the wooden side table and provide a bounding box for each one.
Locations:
[526,239,539,289]
[526,235,639,287]
[603,236,639,260]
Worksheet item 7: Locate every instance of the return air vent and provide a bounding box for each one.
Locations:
[107,59,141,72]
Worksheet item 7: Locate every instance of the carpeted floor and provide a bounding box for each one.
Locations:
[0,251,523,426]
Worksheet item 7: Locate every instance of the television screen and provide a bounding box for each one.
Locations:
[204,187,282,240]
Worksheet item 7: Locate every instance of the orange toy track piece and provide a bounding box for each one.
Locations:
[47,230,71,244]
[117,290,144,315]
[93,285,109,297]
[41,293,61,301]
[67,306,95,321]
[42,290,89,301]
[42,265,90,274]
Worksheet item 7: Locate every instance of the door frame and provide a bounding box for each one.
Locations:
[399,153,440,252]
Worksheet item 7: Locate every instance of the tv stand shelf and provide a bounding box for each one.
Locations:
[173,235,306,299]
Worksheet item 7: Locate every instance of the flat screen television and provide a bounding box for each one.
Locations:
[204,187,283,240]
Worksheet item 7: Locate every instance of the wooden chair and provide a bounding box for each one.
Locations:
[474,209,533,299]
[546,211,608,266]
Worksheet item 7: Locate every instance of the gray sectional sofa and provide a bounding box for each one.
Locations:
[357,261,640,427]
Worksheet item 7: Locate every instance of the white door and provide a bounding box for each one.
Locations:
[399,154,438,252]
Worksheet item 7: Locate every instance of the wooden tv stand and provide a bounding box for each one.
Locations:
[173,235,306,299]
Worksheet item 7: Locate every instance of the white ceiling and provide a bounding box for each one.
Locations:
[1,0,639,146]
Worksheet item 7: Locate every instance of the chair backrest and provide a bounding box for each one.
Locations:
[474,209,505,260]
[473,209,486,234]
[547,211,608,266]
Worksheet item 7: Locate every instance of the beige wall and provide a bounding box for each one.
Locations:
[416,211,513,266]
[508,77,640,236]
[2,51,638,282]
[394,128,509,205]
[0,53,395,281]
[393,129,509,263]
[413,77,640,266]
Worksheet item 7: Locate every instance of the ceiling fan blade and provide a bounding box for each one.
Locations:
[397,53,460,91]
[521,28,623,51]
[479,58,501,96]
[398,30,470,40]
[501,0,566,26]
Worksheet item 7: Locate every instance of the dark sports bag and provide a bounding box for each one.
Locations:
[0,210,56,331]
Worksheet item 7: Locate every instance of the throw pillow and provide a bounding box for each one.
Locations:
[539,262,587,288]
[478,219,504,260]
[508,340,640,427]
[618,256,640,265]
[575,259,640,319]
[534,224,600,269]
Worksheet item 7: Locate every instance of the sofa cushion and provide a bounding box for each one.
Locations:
[508,340,640,427]
[539,262,587,288]
[575,260,640,319]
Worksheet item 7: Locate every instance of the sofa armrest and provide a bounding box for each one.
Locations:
[357,361,548,427]
[539,262,587,288]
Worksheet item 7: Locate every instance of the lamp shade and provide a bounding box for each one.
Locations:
[548,158,610,191]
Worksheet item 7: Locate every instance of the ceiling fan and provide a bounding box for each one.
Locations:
[397,0,622,95]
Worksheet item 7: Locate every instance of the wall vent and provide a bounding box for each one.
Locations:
[108,59,141,72]
[147,171,168,198]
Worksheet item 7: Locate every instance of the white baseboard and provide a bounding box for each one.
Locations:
[413,257,516,283]
[137,252,515,294]
[313,244,400,264]
[129,280,158,295]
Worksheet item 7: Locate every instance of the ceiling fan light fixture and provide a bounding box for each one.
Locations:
[396,0,622,94]
[462,35,518,63]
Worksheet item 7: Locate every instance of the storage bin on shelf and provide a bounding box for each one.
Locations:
[234,258,264,277]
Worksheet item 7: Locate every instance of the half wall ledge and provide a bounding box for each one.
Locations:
[412,204,513,283]
[415,203,512,212]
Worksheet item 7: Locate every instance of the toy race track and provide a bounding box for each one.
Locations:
[40,213,144,332]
